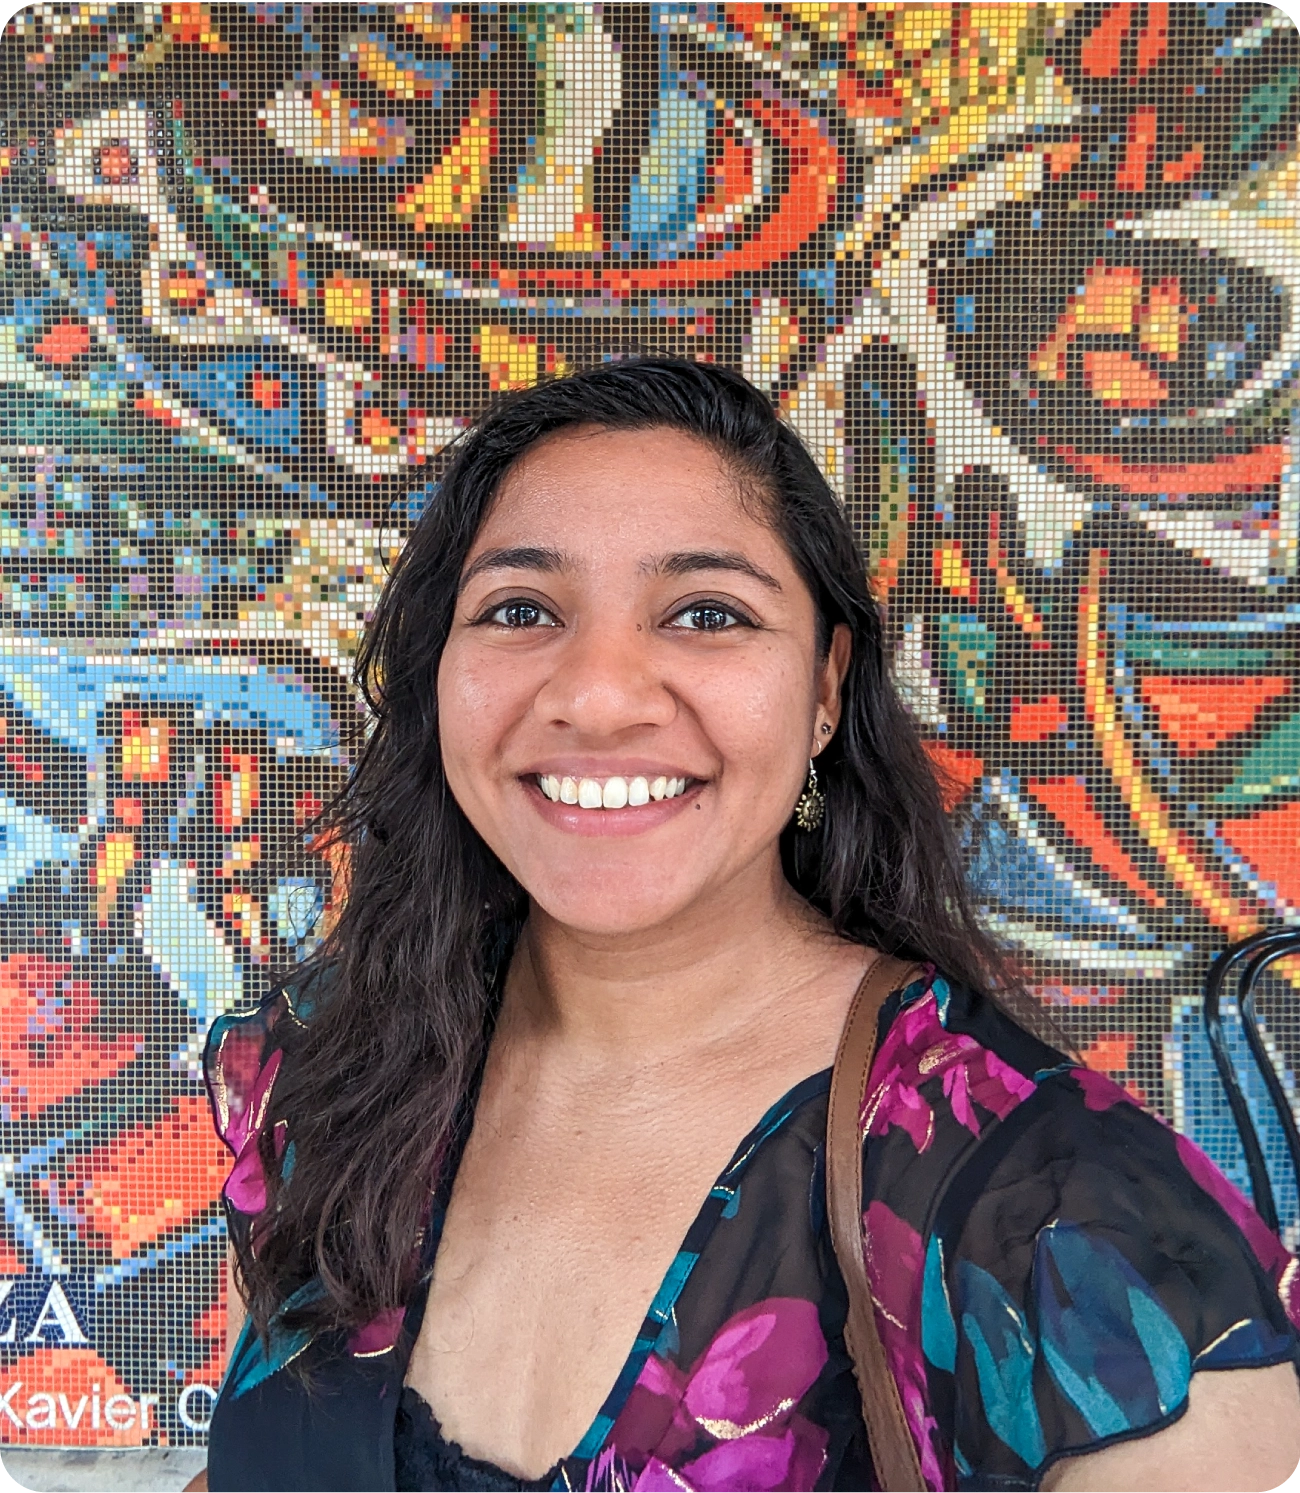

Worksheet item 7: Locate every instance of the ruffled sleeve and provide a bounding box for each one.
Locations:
[202,978,409,1372]
[859,975,1300,1491]
[203,992,293,1235]
[930,1068,1300,1489]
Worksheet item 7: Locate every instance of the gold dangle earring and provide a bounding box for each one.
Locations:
[794,758,825,832]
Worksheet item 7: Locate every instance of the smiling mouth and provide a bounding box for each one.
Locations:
[534,774,698,810]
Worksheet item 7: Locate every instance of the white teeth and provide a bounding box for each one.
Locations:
[538,773,693,810]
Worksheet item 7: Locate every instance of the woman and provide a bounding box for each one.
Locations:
[198,359,1300,1491]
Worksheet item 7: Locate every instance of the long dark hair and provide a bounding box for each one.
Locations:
[242,357,1015,1341]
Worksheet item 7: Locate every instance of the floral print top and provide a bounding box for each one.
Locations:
[203,968,1300,1491]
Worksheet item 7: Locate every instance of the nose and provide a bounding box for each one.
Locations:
[532,620,676,738]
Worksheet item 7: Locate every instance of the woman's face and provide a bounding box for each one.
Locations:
[437,425,850,939]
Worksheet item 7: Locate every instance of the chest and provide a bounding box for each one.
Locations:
[430,1107,698,1294]
[405,1066,830,1479]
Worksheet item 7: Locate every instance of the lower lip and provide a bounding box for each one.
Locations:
[523,778,703,836]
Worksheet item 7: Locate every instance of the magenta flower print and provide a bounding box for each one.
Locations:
[682,1298,827,1429]
[219,1046,282,1215]
[680,1422,828,1491]
[940,1043,1035,1137]
[862,1201,948,1490]
[863,988,945,1149]
[1073,1066,1131,1113]
[863,988,1034,1151]
[595,1298,831,1491]
[346,1305,405,1358]
[942,1061,979,1135]
[867,1054,935,1151]
[602,1423,829,1492]
[608,1351,695,1467]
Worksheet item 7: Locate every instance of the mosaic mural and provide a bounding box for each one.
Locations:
[0,0,1298,1451]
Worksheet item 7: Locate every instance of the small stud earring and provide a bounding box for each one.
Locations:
[794,759,825,833]
[820,722,832,734]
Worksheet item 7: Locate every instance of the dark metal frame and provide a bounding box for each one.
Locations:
[1203,929,1300,1234]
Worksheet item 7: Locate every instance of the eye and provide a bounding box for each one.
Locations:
[482,598,560,629]
[668,602,750,632]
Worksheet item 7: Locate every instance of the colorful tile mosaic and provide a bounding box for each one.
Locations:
[0,0,1297,1451]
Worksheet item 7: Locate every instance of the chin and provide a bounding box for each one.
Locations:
[524,867,704,939]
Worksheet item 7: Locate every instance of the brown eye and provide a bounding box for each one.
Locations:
[487,599,559,628]
[671,603,744,632]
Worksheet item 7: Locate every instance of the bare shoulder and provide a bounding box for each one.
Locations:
[1042,1363,1300,1492]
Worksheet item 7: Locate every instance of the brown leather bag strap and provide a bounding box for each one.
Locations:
[827,955,927,1492]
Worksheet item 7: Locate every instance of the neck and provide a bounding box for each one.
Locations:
[499,851,847,1066]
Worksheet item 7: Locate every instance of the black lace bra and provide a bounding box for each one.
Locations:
[394,1386,560,1493]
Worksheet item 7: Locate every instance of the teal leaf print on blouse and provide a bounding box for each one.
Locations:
[956,1258,1046,1468]
[1127,1287,1191,1414]
[1034,1222,1189,1436]
[930,975,953,1026]
[225,1278,325,1399]
[922,1234,957,1373]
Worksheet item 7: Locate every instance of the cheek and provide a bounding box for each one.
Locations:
[436,644,530,785]
[698,645,816,777]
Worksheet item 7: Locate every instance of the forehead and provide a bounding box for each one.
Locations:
[476,425,775,552]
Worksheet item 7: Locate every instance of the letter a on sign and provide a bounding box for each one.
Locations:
[25,1282,89,1345]
[0,1281,16,1343]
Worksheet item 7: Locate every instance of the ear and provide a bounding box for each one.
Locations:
[813,622,852,750]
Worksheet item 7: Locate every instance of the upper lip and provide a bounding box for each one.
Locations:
[522,764,703,780]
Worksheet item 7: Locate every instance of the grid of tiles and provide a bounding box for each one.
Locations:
[0,0,1297,1450]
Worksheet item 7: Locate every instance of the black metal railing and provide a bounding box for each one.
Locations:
[1204,929,1300,1234]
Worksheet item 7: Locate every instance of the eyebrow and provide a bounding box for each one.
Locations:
[457,545,571,594]
[645,550,784,592]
